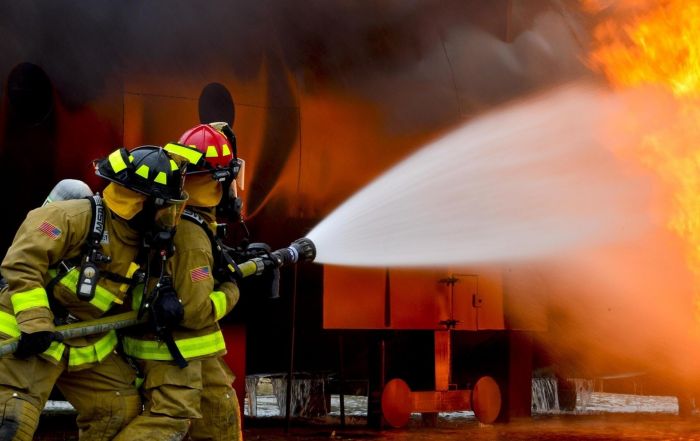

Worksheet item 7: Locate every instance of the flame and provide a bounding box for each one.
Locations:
[589,1,700,98]
[587,0,700,322]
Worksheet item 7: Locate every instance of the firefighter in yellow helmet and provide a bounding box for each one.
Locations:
[114,126,243,441]
[0,145,189,441]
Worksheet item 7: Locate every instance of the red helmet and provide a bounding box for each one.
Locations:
[178,123,233,170]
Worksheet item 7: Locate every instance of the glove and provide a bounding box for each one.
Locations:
[150,285,184,331]
[14,331,63,359]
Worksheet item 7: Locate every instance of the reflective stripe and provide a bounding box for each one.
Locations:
[122,330,226,361]
[43,341,66,362]
[108,149,128,173]
[222,144,231,156]
[68,330,118,367]
[131,284,144,311]
[206,146,218,158]
[135,164,150,179]
[11,287,49,313]
[164,142,204,165]
[0,311,19,337]
[169,159,179,171]
[209,291,227,321]
[154,171,167,184]
[0,312,64,361]
[120,262,140,294]
[56,268,118,312]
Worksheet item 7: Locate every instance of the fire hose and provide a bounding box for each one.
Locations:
[0,237,316,357]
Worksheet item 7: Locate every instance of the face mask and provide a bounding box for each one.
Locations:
[184,174,222,207]
[154,192,188,231]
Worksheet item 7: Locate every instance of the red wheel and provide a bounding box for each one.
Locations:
[472,376,501,424]
[381,378,412,428]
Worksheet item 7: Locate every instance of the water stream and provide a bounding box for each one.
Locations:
[308,83,652,267]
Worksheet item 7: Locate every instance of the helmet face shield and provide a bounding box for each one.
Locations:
[154,192,188,230]
[234,158,245,192]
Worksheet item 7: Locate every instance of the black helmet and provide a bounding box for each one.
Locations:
[94,145,187,205]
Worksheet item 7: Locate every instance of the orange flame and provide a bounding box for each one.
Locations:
[589,1,700,98]
[588,0,700,320]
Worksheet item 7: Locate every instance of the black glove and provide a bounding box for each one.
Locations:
[150,284,184,331]
[14,331,63,359]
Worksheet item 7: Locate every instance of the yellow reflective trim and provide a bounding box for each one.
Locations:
[11,287,49,313]
[42,341,65,362]
[129,154,134,162]
[135,164,150,179]
[120,262,140,293]
[68,330,117,367]
[206,146,218,158]
[131,284,145,311]
[222,144,231,156]
[164,143,203,164]
[0,311,19,337]
[209,290,227,321]
[58,269,118,312]
[170,159,179,171]
[108,150,127,173]
[122,330,226,361]
[154,171,167,185]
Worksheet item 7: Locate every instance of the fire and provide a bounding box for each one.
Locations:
[587,0,700,319]
[589,1,700,98]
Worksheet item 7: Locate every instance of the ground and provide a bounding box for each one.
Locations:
[34,390,700,440]
[35,412,700,441]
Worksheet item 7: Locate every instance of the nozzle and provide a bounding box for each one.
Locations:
[235,238,317,280]
[290,238,316,263]
[269,237,316,267]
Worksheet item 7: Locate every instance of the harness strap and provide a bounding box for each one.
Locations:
[181,210,240,281]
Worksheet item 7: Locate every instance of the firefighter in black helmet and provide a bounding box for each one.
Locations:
[114,128,243,441]
[0,144,195,441]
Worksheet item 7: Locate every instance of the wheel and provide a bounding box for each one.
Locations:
[471,376,501,424]
[381,378,412,428]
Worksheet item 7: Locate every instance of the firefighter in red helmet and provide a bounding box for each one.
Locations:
[0,145,190,441]
[114,124,243,441]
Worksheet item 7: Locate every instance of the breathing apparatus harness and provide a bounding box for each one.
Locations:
[135,227,187,368]
[46,195,186,369]
[181,208,286,299]
[46,195,146,324]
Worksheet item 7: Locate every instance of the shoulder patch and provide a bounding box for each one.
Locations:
[38,221,62,240]
[190,265,212,282]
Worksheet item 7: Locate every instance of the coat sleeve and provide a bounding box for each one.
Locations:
[170,247,238,330]
[1,204,86,333]
[211,280,240,320]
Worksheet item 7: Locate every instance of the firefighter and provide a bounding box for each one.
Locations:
[0,145,190,441]
[114,126,242,441]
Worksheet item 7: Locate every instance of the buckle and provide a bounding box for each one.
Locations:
[58,261,75,275]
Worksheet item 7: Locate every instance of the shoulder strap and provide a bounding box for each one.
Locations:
[85,194,105,250]
[181,209,241,281]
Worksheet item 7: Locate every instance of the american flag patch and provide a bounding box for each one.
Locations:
[38,221,62,240]
[190,266,211,282]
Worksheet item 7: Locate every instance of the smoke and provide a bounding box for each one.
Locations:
[0,1,591,113]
